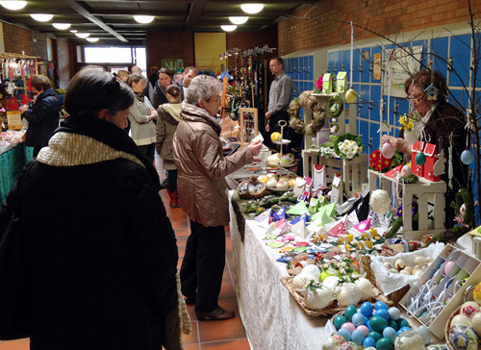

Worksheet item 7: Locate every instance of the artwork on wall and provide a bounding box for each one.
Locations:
[384,45,422,97]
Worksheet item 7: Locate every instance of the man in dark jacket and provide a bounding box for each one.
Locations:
[176,66,198,101]
[0,67,179,350]
[19,75,60,156]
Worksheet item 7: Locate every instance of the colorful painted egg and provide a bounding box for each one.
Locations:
[415,152,426,165]
[323,334,346,350]
[473,282,481,305]
[451,314,472,327]
[341,322,356,334]
[470,312,481,337]
[444,260,456,275]
[400,164,412,178]
[448,324,479,350]
[381,141,395,159]
[345,89,358,103]
[368,316,388,332]
[425,344,449,350]
[461,301,481,318]
[340,341,358,350]
[394,330,424,350]
[356,325,369,337]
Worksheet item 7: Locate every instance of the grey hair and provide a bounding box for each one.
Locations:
[185,75,223,106]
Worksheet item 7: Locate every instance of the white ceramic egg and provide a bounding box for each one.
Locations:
[426,256,434,263]
[394,330,424,350]
[451,314,472,327]
[417,325,431,345]
[322,334,346,350]
[403,266,413,273]
[266,178,277,188]
[394,259,406,270]
[383,262,393,270]
[461,301,481,319]
[399,269,411,275]
[470,312,481,337]
[400,164,412,178]
[414,256,426,266]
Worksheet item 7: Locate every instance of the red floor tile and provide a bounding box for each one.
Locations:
[175,229,190,238]
[172,220,189,230]
[198,312,246,343]
[219,281,236,299]
[184,343,201,350]
[0,338,29,350]
[183,320,199,345]
[178,247,186,258]
[200,338,251,350]
[177,237,188,248]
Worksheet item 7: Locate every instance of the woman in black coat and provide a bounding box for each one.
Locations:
[0,67,179,350]
[19,75,60,156]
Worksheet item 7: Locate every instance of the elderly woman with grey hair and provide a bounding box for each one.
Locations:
[173,75,262,321]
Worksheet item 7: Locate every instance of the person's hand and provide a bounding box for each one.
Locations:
[381,135,410,154]
[380,134,390,146]
[248,140,262,156]
[265,111,271,119]
[19,105,27,113]
[265,124,270,132]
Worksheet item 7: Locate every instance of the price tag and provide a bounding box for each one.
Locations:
[325,319,337,336]
[7,110,22,130]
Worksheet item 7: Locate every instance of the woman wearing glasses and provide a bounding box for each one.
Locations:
[382,69,468,227]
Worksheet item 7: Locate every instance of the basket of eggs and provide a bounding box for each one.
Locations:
[236,176,267,200]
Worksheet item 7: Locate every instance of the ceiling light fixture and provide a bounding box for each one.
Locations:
[229,16,248,25]
[52,23,71,30]
[70,29,78,33]
[240,3,264,14]
[221,25,237,32]
[30,13,53,22]
[0,1,27,10]
[134,15,154,24]
[75,32,90,38]
[86,37,99,43]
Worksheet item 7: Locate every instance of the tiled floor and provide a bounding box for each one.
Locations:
[0,156,251,350]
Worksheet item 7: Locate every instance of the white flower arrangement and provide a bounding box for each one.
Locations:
[338,139,360,159]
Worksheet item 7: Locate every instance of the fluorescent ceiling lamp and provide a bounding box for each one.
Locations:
[75,32,91,38]
[241,3,264,14]
[229,16,248,25]
[221,25,237,32]
[0,1,27,10]
[86,37,99,43]
[31,13,53,22]
[52,23,71,30]
[134,15,154,24]
[70,29,77,33]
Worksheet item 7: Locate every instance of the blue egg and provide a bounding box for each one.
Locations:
[361,302,374,317]
[368,331,382,341]
[374,301,389,311]
[337,328,351,341]
[363,336,377,348]
[461,149,474,165]
[345,304,358,321]
[397,326,412,335]
[376,337,393,350]
[415,152,426,166]
[352,330,365,345]
[352,313,366,326]
[373,309,390,320]
[334,315,347,330]
[388,307,401,320]
[383,326,397,343]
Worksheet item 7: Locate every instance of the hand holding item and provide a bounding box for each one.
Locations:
[19,105,28,113]
[248,140,262,156]
[265,124,270,132]
[381,135,410,155]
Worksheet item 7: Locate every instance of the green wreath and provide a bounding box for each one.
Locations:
[326,95,344,118]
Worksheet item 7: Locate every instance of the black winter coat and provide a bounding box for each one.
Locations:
[0,117,178,350]
[21,87,60,148]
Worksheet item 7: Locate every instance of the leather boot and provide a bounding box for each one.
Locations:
[167,190,176,208]
[174,189,181,208]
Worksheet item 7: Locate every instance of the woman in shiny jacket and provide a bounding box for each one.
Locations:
[0,67,179,349]
[19,75,60,156]
[172,75,262,321]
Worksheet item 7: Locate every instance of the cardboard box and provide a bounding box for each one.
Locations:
[400,244,481,339]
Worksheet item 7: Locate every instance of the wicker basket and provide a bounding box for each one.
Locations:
[280,275,392,317]
[360,255,410,305]
[236,176,267,199]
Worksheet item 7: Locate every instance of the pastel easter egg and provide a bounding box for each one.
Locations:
[373,308,390,320]
[381,142,395,159]
[417,325,431,345]
[334,314,348,330]
[362,337,376,348]
[360,302,373,318]
[397,326,412,335]
[351,330,365,345]
[374,301,389,311]
[376,337,392,350]
[368,316,388,332]
[388,307,401,321]
[345,305,358,321]
[341,322,356,334]
[451,314,472,327]
[352,313,366,327]
[444,261,456,275]
[383,326,397,343]
[461,149,474,165]
[337,328,352,342]
[415,152,426,166]
[356,325,370,337]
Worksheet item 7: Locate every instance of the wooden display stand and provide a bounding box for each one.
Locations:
[302,149,368,195]
[238,108,258,143]
[368,169,446,240]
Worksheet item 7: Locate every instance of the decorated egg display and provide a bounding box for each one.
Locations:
[334,303,410,350]
[448,324,479,350]
[322,334,346,350]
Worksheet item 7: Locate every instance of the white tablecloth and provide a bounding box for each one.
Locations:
[229,191,328,350]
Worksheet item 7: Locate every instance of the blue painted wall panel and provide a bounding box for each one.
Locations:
[449,34,471,87]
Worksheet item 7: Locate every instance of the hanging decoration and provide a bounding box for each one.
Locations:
[288,92,327,136]
[326,94,344,118]
[415,152,427,166]
[461,149,474,165]
[381,140,395,159]
[345,21,358,104]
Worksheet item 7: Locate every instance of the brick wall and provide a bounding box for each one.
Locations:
[278,0,481,55]
[3,23,48,58]
[145,31,195,70]
[56,38,72,89]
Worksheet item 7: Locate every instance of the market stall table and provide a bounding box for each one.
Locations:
[0,142,33,203]
[228,191,328,350]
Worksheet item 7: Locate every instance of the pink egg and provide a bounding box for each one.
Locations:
[444,261,456,275]
[381,141,395,159]
[356,325,369,336]
[341,322,356,334]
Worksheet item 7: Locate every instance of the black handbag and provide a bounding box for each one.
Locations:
[0,163,34,340]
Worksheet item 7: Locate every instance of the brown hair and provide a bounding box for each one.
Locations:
[405,69,448,100]
[116,70,130,79]
[270,57,284,67]
[166,84,181,99]
[184,66,198,75]
[127,73,146,87]
[31,75,52,91]
[158,68,173,79]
